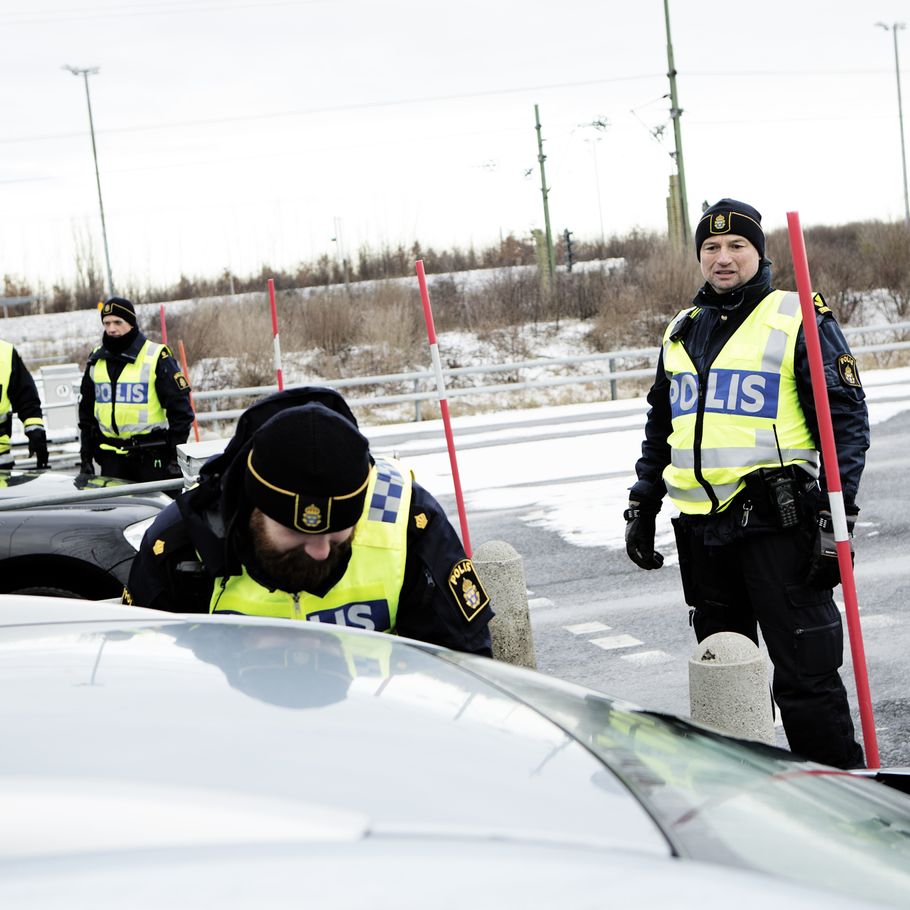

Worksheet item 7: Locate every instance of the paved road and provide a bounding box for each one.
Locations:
[408,404,910,768]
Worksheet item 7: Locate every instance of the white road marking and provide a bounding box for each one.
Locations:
[565,621,611,635]
[590,634,642,651]
[619,650,674,666]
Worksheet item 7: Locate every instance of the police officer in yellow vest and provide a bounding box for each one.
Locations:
[0,340,48,470]
[125,386,494,656]
[625,199,869,769]
[78,297,194,482]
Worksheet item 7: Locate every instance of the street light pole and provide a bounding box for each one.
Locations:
[876,23,910,224]
[63,64,115,297]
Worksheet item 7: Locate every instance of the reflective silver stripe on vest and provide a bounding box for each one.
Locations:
[779,291,800,317]
[670,446,818,472]
[665,479,742,503]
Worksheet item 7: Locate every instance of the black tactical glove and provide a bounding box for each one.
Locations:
[27,428,49,469]
[79,457,96,476]
[806,510,856,590]
[624,501,664,570]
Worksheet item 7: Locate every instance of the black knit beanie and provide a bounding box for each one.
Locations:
[695,199,765,261]
[100,296,138,327]
[243,403,371,534]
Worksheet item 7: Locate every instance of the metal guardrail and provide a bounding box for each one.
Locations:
[24,319,910,431]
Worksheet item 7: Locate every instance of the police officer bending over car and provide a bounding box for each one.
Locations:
[78,297,194,483]
[624,198,869,769]
[125,387,494,656]
[0,338,48,469]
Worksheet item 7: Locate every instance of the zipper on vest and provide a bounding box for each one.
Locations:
[212,577,228,611]
[684,345,720,514]
[292,593,301,619]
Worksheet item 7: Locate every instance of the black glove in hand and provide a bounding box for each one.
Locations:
[624,502,664,570]
[79,457,95,476]
[806,510,856,590]
[27,428,49,469]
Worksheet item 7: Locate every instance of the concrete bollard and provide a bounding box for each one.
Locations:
[472,540,536,669]
[689,632,774,744]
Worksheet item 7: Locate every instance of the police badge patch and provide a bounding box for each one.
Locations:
[174,372,190,390]
[837,354,862,388]
[447,558,490,622]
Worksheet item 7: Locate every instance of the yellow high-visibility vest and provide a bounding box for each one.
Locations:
[661,290,818,514]
[90,340,168,452]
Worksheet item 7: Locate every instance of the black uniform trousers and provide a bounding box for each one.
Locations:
[674,517,864,770]
[97,448,179,484]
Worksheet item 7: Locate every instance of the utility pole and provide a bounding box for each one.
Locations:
[876,22,910,224]
[64,65,115,298]
[534,104,557,286]
[662,0,691,245]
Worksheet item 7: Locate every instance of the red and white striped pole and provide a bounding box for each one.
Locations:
[415,259,472,556]
[268,278,284,391]
[176,338,201,443]
[787,211,879,768]
[159,304,168,346]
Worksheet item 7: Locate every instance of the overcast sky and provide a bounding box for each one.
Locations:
[2,0,908,293]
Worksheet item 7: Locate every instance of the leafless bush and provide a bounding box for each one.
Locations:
[858,221,910,323]
[588,240,698,350]
[766,224,867,323]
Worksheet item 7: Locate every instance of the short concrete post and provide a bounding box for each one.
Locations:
[689,632,774,744]
[472,540,536,669]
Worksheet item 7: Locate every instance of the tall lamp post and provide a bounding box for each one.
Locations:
[63,64,115,297]
[875,23,910,224]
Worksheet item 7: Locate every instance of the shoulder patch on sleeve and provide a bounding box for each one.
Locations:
[447,558,489,622]
[413,512,429,531]
[174,371,190,390]
[812,292,832,315]
[837,353,862,388]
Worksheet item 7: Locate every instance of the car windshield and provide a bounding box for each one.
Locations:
[452,654,910,908]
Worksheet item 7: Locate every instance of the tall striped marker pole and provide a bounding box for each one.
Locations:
[787,211,879,768]
[268,278,284,391]
[415,259,472,556]
[176,339,201,443]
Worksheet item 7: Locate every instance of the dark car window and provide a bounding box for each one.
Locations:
[450,654,910,908]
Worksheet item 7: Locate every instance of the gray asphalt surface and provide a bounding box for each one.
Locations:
[436,407,910,769]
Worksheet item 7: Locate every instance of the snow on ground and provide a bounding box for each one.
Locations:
[3,277,907,555]
[372,367,910,555]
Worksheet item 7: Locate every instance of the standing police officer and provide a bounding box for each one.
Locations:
[125,386,494,656]
[0,339,48,470]
[78,297,194,482]
[624,198,869,769]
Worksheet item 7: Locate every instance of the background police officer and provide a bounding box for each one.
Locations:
[624,198,869,769]
[125,386,494,656]
[78,297,194,482]
[0,338,48,470]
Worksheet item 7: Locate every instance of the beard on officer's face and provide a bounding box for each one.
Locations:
[248,509,355,594]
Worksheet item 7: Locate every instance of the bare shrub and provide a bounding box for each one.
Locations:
[589,240,698,350]
[858,221,910,322]
[167,297,273,385]
[766,224,867,324]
